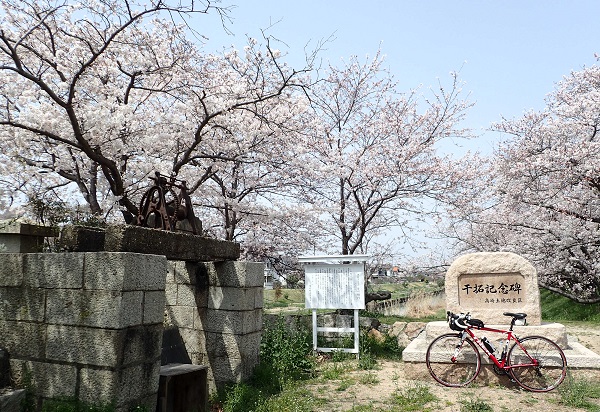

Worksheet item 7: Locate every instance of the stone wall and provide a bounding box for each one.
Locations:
[0,252,167,411]
[0,221,58,253]
[0,224,265,408]
[163,261,263,392]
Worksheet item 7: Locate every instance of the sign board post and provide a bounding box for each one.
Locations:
[299,255,368,356]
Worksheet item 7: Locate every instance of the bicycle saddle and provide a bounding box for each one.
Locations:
[503,312,527,319]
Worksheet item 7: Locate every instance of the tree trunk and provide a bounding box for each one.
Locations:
[365,290,392,304]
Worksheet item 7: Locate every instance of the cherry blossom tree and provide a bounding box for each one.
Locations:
[0,0,475,280]
[0,0,228,216]
[164,38,313,241]
[293,52,473,257]
[448,65,600,303]
[0,0,313,224]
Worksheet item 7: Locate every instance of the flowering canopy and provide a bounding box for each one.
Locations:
[449,66,600,303]
[1,0,479,281]
[0,0,312,223]
[295,53,473,256]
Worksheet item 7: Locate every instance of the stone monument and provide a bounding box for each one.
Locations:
[445,251,541,325]
[403,251,600,381]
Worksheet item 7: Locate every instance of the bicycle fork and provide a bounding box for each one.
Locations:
[451,332,468,363]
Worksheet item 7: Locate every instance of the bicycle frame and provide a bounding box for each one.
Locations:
[461,325,538,371]
[429,312,567,392]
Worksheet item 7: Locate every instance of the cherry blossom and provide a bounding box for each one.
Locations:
[448,65,600,303]
[0,0,312,225]
[292,52,473,256]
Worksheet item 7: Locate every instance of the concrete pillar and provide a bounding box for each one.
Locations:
[0,221,58,253]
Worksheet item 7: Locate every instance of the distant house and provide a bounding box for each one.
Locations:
[263,260,286,289]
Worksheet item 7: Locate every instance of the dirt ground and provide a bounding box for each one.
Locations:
[567,324,600,354]
[306,324,600,412]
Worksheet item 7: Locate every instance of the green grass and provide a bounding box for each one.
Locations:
[256,385,321,412]
[210,315,320,411]
[558,375,600,411]
[367,281,444,300]
[460,397,494,412]
[540,289,600,323]
[212,381,321,412]
[264,288,305,304]
[211,303,420,411]
[347,405,386,412]
[389,382,439,411]
[216,284,600,411]
[38,398,138,412]
[264,282,444,312]
[360,310,446,325]
[358,371,380,385]
[336,377,355,391]
[320,361,347,380]
[263,288,311,313]
[360,328,403,361]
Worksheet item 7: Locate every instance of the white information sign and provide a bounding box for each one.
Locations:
[304,263,365,309]
[300,255,369,356]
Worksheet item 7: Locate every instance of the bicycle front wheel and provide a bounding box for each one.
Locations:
[507,336,567,392]
[426,333,481,387]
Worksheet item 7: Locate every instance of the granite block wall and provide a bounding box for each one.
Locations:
[0,252,168,411]
[163,260,263,391]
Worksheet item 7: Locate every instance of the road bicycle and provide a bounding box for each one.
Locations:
[426,311,567,392]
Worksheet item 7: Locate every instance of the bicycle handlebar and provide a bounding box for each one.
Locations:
[447,311,470,330]
[447,311,527,331]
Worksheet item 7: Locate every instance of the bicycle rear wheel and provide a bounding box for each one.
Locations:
[426,333,481,387]
[507,336,567,392]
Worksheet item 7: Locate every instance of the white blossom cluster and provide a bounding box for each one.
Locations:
[448,66,600,303]
[1,1,473,285]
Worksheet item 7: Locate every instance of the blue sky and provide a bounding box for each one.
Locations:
[198,0,600,154]
[194,1,600,259]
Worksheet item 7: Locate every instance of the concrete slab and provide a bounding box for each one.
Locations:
[60,225,240,261]
[0,221,58,237]
[564,339,600,368]
[0,220,58,253]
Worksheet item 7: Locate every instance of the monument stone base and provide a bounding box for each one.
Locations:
[412,252,600,386]
[403,321,600,383]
